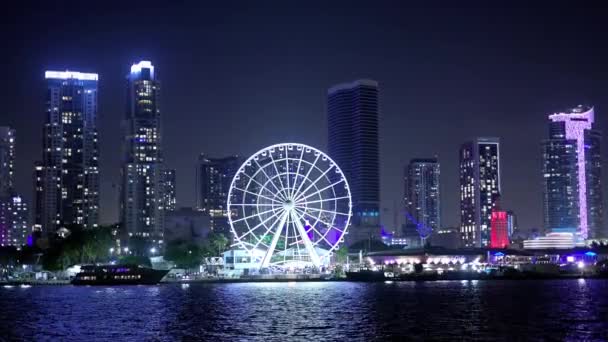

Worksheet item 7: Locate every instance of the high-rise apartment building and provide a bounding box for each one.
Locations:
[404,158,440,240]
[0,127,15,197]
[327,79,380,243]
[542,105,603,239]
[0,127,29,246]
[34,71,99,234]
[459,137,501,247]
[0,195,29,246]
[120,61,165,246]
[159,169,176,212]
[195,154,240,235]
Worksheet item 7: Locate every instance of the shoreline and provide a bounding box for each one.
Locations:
[2,273,607,286]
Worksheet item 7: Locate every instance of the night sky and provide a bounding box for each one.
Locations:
[2,2,608,231]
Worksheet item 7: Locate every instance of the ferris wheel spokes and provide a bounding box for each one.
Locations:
[260,210,290,268]
[291,210,321,266]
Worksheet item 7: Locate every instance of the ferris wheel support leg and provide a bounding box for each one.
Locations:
[260,211,289,269]
[291,211,321,267]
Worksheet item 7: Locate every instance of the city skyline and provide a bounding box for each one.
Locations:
[3,3,608,233]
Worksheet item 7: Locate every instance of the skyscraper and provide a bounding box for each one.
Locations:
[34,71,99,235]
[0,127,15,197]
[159,169,177,212]
[120,61,164,246]
[327,79,380,243]
[542,105,603,239]
[404,158,440,240]
[459,137,501,247]
[0,127,29,246]
[506,210,517,238]
[195,154,240,235]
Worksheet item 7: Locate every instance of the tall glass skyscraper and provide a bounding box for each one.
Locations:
[0,127,29,246]
[404,158,440,240]
[195,154,240,236]
[459,137,501,247]
[120,61,165,247]
[0,127,15,198]
[542,105,603,239]
[327,79,380,243]
[34,71,99,235]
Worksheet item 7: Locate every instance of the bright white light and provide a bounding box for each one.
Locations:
[130,61,154,77]
[109,247,115,253]
[227,143,352,269]
[567,256,575,263]
[123,247,129,252]
[577,261,585,269]
[45,70,98,81]
[150,247,157,254]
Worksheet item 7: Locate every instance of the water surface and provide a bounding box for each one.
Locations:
[1,279,607,341]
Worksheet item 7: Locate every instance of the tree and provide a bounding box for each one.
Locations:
[41,224,114,270]
[335,245,349,264]
[208,232,229,256]
[164,240,203,269]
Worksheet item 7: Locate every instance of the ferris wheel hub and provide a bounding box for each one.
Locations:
[283,199,295,210]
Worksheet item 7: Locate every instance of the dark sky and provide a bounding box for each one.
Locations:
[2,1,608,231]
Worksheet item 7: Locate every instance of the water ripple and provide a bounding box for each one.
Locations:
[1,280,607,341]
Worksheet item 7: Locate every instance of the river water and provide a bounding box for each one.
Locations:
[1,279,607,341]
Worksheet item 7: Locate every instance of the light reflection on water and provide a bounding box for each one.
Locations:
[0,280,607,341]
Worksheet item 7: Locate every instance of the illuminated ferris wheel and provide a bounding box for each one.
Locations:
[227,143,352,268]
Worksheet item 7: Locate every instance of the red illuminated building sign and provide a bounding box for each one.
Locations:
[490,210,509,248]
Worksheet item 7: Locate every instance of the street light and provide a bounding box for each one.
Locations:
[109,247,115,254]
[150,247,157,254]
[123,247,129,253]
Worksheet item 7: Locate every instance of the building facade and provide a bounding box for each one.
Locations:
[404,158,440,240]
[542,105,603,239]
[506,210,517,239]
[327,79,380,243]
[195,154,240,236]
[0,127,29,246]
[34,71,99,235]
[159,169,176,212]
[0,195,29,246]
[0,127,15,197]
[490,209,509,249]
[459,137,501,247]
[120,61,165,246]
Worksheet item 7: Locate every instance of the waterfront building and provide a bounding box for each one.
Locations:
[195,154,240,236]
[542,105,603,239]
[120,61,164,247]
[459,137,501,248]
[327,79,380,243]
[34,71,99,235]
[523,232,584,249]
[404,158,440,241]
